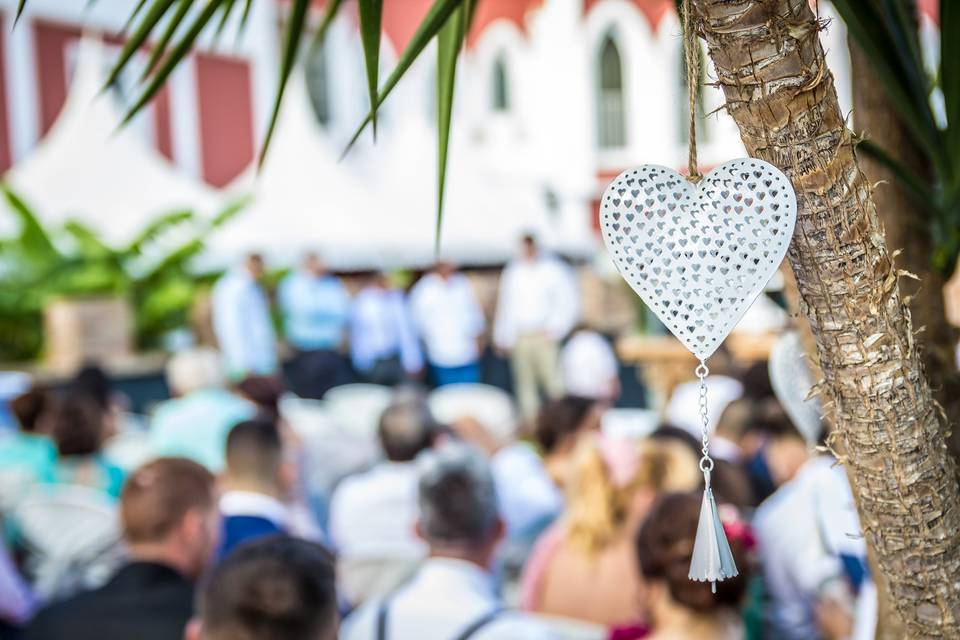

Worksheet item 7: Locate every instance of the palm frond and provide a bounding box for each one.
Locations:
[258,0,311,168]
[121,0,226,128]
[434,0,473,252]
[343,0,467,156]
[103,0,179,91]
[358,0,384,139]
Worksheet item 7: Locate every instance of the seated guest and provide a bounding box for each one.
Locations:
[0,386,56,490]
[328,401,436,604]
[149,348,255,471]
[520,436,700,627]
[218,420,292,559]
[341,444,555,640]
[186,536,338,640]
[533,395,602,489]
[48,392,126,498]
[633,492,751,640]
[24,458,219,640]
[560,328,620,404]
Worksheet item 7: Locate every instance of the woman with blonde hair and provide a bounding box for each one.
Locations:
[519,434,701,627]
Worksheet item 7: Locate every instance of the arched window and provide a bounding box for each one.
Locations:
[596,34,626,149]
[678,44,709,145]
[305,42,332,126]
[492,55,510,112]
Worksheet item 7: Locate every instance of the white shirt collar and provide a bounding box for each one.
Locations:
[412,557,496,601]
[220,490,289,527]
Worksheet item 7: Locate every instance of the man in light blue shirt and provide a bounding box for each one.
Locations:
[149,348,255,471]
[278,253,351,399]
[211,254,278,379]
[349,273,423,386]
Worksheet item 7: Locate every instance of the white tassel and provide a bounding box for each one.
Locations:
[688,473,738,592]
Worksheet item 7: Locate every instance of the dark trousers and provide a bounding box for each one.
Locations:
[364,355,406,387]
[290,348,347,399]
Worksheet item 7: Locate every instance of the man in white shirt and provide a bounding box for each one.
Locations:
[341,443,555,640]
[328,400,437,605]
[211,254,277,379]
[410,262,486,387]
[493,235,578,422]
[350,273,423,386]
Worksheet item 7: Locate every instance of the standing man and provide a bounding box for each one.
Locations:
[494,235,579,422]
[410,262,486,386]
[211,253,277,379]
[350,273,423,386]
[278,253,351,398]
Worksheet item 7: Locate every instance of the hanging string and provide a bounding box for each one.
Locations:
[682,0,701,182]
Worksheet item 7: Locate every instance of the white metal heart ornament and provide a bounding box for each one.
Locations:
[599,159,797,360]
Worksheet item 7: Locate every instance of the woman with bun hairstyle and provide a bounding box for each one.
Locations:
[632,492,752,640]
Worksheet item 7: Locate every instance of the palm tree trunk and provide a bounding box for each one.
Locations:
[848,40,960,461]
[687,0,960,636]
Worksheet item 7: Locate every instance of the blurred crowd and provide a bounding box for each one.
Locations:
[0,236,876,640]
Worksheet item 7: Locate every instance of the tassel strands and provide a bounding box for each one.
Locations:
[688,360,738,592]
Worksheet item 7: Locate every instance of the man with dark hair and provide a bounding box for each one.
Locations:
[185,536,337,640]
[328,400,437,604]
[278,252,352,399]
[24,457,219,640]
[217,419,292,559]
[493,234,579,423]
[341,444,554,639]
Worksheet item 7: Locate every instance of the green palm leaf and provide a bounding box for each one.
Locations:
[124,209,195,256]
[141,0,194,81]
[121,0,226,128]
[358,0,384,139]
[343,0,466,155]
[0,185,59,265]
[434,0,473,252]
[258,0,311,168]
[103,0,179,92]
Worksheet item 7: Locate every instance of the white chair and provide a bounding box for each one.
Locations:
[428,383,517,444]
[13,484,123,601]
[324,384,393,439]
[279,395,339,442]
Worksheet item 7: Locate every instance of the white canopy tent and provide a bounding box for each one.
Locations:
[212,67,593,271]
[0,36,222,245]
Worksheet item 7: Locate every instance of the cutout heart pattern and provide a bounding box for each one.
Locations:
[599,159,797,360]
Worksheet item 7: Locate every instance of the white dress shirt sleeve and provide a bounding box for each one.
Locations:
[396,293,424,373]
[546,260,579,340]
[493,263,518,350]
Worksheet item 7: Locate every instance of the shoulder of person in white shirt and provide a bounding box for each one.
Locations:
[340,443,557,640]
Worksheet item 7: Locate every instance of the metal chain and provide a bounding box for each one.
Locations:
[696,359,714,478]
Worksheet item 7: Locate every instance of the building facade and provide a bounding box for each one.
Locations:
[0,0,938,243]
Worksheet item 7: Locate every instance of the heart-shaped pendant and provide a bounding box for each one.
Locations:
[599,159,797,360]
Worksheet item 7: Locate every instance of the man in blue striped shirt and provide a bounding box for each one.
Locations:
[278,253,352,399]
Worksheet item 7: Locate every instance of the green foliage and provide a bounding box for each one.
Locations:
[833,0,960,276]
[0,185,246,362]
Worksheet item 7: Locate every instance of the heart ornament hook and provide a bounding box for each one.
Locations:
[599,159,797,360]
